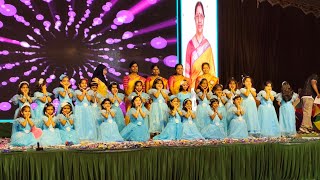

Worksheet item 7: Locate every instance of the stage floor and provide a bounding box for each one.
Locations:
[1,138,320,180]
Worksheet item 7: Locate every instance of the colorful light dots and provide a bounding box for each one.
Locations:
[46,78,52,83]
[20,41,31,48]
[1,81,7,86]
[151,37,167,49]
[122,31,133,40]
[9,77,19,83]
[106,38,114,44]
[0,4,17,17]
[116,10,134,24]
[0,20,3,28]
[127,44,135,49]
[36,14,44,20]
[150,57,159,63]
[163,55,177,68]
[49,74,56,79]
[0,102,11,111]
[4,63,14,69]
[111,24,117,29]
[30,78,36,83]
[148,0,158,4]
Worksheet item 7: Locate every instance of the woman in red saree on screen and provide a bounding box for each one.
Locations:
[185,1,216,89]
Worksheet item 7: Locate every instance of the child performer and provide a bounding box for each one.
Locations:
[99,98,124,142]
[121,96,150,142]
[181,99,204,140]
[195,78,213,130]
[11,81,34,119]
[57,102,80,144]
[148,78,169,136]
[33,78,52,127]
[39,103,62,146]
[74,78,97,141]
[10,104,37,146]
[240,76,260,136]
[276,81,299,137]
[154,95,183,140]
[108,82,126,132]
[201,98,226,139]
[228,96,249,139]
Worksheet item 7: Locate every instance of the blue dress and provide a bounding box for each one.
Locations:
[148,89,169,133]
[223,89,240,110]
[39,116,62,146]
[227,106,249,139]
[99,109,124,142]
[88,90,104,139]
[10,118,37,147]
[74,90,98,141]
[181,110,204,140]
[57,114,80,144]
[195,91,213,130]
[177,92,192,109]
[108,93,126,132]
[10,94,35,119]
[53,87,74,112]
[257,91,281,137]
[240,88,260,134]
[277,93,298,136]
[32,92,53,128]
[212,95,228,132]
[153,112,183,140]
[128,92,150,127]
[201,109,226,139]
[120,108,150,142]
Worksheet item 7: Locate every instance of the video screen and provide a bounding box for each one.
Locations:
[0,0,177,119]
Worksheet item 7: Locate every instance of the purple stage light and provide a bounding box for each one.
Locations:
[31,66,37,71]
[30,78,36,83]
[9,77,19,83]
[163,55,177,68]
[145,58,150,62]
[106,38,114,44]
[150,57,159,63]
[111,24,117,29]
[129,0,158,15]
[68,11,76,17]
[50,75,56,79]
[46,78,52,83]
[93,18,103,26]
[36,14,44,20]
[0,102,11,111]
[122,31,133,39]
[135,18,176,36]
[127,44,135,49]
[119,47,123,50]
[116,10,134,24]
[151,36,167,49]
[20,41,31,48]
[120,58,126,62]
[1,50,9,55]
[102,5,110,12]
[0,20,3,28]
[0,4,17,17]
[5,63,14,69]
[1,81,7,86]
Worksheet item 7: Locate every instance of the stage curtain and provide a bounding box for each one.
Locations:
[218,0,320,91]
[1,141,320,179]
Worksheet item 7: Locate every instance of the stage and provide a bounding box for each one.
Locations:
[1,139,320,180]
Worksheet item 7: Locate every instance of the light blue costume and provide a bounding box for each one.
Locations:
[57,114,80,144]
[277,93,298,136]
[53,87,74,113]
[10,117,37,147]
[32,91,53,127]
[223,89,240,110]
[181,110,204,140]
[108,93,126,132]
[201,109,226,139]
[148,89,169,133]
[257,91,281,137]
[120,108,150,142]
[212,95,228,132]
[10,94,35,119]
[195,91,213,130]
[74,90,97,141]
[39,116,62,146]
[128,92,150,127]
[240,88,260,135]
[99,109,124,142]
[227,105,249,139]
[154,112,183,140]
[177,92,192,109]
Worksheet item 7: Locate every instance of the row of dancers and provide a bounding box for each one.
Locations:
[10,74,298,146]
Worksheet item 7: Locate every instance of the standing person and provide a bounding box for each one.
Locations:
[53,74,74,112]
[256,81,280,138]
[91,64,108,97]
[240,76,260,136]
[223,77,240,110]
[185,1,216,89]
[108,82,126,132]
[300,74,319,133]
[123,61,146,97]
[228,96,249,139]
[168,64,191,95]
[10,81,34,119]
[277,81,299,137]
[74,79,97,141]
[195,78,213,130]
[148,78,169,136]
[145,64,168,92]
[177,80,192,109]
[33,78,52,127]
